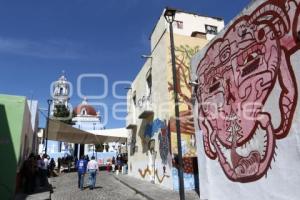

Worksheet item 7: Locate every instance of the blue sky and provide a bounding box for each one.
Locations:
[0,0,250,128]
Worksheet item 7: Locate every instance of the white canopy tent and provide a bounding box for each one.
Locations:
[47,119,128,144]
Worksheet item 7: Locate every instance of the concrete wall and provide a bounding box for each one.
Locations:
[191,0,300,199]
[27,100,39,154]
[150,9,225,51]
[127,32,173,188]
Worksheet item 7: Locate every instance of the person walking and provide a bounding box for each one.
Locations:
[76,156,87,190]
[36,155,43,186]
[111,156,116,172]
[39,154,48,187]
[87,156,98,190]
[49,158,56,177]
[57,157,61,173]
[21,153,36,194]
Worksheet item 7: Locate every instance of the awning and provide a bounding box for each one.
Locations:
[47,119,128,144]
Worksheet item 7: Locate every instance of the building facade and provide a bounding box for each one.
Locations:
[126,8,224,190]
[0,94,39,199]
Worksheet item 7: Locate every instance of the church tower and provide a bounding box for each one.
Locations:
[51,72,72,153]
[52,72,71,117]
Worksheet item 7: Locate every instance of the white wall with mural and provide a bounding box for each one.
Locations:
[191,0,300,199]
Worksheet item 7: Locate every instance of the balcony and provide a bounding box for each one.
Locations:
[137,94,154,119]
[126,112,137,129]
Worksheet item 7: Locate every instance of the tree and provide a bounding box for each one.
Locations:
[168,45,199,134]
[53,104,74,125]
[168,45,200,110]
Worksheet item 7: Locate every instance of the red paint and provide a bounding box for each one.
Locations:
[195,0,300,183]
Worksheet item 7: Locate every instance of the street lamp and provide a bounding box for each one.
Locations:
[164,7,185,200]
[45,99,53,155]
[141,55,152,59]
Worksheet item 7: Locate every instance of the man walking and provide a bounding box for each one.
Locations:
[76,156,87,190]
[87,156,98,190]
[111,156,116,172]
[40,154,49,186]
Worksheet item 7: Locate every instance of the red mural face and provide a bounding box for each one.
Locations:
[196,0,300,182]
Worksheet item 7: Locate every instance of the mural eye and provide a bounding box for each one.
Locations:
[220,47,231,64]
[209,82,220,93]
[256,28,266,42]
[244,52,258,65]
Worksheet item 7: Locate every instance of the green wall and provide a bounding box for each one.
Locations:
[0,94,26,199]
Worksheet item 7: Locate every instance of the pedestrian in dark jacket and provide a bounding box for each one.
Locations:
[76,156,87,190]
[21,153,36,194]
[49,158,56,177]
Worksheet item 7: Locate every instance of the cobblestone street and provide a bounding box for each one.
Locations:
[50,172,147,200]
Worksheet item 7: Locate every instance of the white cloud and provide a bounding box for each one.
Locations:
[0,36,84,59]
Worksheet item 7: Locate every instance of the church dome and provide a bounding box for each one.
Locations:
[73,98,98,116]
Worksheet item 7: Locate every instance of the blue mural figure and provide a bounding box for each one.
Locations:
[144,119,166,138]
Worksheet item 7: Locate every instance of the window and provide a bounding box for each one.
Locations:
[132,91,136,106]
[191,31,206,39]
[59,87,64,95]
[176,21,183,29]
[205,25,218,35]
[146,68,152,96]
[81,108,87,115]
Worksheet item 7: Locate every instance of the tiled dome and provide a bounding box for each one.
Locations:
[73,98,97,116]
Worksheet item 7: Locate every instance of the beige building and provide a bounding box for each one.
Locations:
[126,8,224,190]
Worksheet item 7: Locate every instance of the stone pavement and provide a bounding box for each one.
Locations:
[15,179,52,200]
[15,189,51,200]
[50,171,147,200]
[35,171,201,200]
[113,173,199,200]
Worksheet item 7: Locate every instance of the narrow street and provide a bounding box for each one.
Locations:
[50,172,147,200]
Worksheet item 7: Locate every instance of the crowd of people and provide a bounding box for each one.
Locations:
[21,153,127,193]
[107,154,127,174]
[20,153,55,194]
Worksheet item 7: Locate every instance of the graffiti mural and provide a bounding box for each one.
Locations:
[155,168,170,183]
[195,0,300,182]
[138,165,151,178]
[168,45,199,157]
[158,126,170,165]
[145,119,166,139]
[172,157,197,190]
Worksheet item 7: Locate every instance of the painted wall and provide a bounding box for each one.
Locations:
[191,0,300,199]
[166,34,209,190]
[127,30,224,190]
[128,9,225,190]
[0,94,29,199]
[127,29,173,188]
